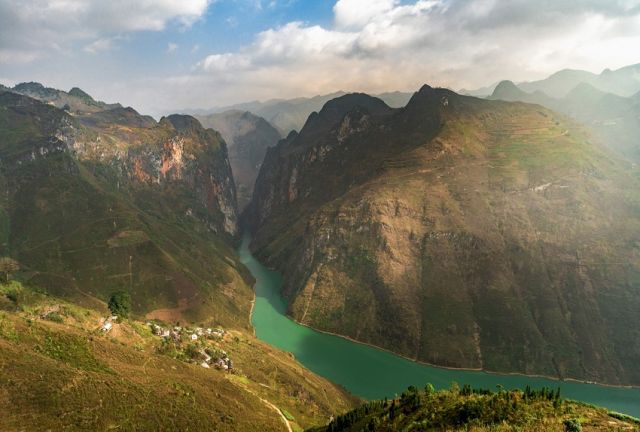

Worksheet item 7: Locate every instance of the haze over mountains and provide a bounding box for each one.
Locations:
[192,91,413,136]
[2,59,640,430]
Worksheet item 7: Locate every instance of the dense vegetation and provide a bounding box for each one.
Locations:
[309,384,640,432]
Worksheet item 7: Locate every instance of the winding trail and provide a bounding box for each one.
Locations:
[244,386,293,432]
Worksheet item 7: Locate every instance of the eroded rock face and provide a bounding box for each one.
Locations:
[246,89,640,386]
[57,110,239,236]
[0,90,250,328]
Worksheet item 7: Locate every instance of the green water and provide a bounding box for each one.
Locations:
[239,235,640,417]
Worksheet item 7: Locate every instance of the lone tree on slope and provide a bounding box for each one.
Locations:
[0,257,19,283]
[108,291,131,318]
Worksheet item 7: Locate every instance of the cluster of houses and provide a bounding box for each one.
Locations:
[147,322,225,341]
[199,347,233,371]
[146,322,232,371]
[100,315,118,333]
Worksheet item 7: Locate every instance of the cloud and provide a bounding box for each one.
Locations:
[163,0,640,111]
[0,0,211,63]
[333,0,398,30]
[84,38,116,54]
[167,42,179,53]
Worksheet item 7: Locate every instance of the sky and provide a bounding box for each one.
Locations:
[1,0,639,117]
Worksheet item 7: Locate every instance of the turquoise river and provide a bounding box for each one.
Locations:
[239,235,640,417]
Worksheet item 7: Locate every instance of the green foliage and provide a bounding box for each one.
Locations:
[316,384,627,432]
[43,311,64,323]
[34,329,110,373]
[108,291,131,318]
[0,280,22,306]
[563,418,582,432]
[0,312,19,342]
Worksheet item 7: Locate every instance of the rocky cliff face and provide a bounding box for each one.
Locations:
[0,89,249,326]
[246,87,640,385]
[196,110,281,210]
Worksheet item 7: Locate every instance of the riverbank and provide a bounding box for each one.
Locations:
[290,318,640,391]
[239,233,640,418]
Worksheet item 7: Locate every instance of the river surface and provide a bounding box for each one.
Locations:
[239,235,640,417]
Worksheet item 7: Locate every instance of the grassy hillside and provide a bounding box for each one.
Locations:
[247,86,640,386]
[0,282,357,431]
[309,385,640,431]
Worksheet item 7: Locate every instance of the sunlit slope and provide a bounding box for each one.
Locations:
[0,284,356,431]
[247,86,640,385]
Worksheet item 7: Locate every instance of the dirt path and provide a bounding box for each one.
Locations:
[231,379,292,432]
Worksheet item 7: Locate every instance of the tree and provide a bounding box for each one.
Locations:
[0,257,19,283]
[108,291,131,318]
[425,383,435,396]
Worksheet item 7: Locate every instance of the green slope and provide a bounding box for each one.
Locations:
[309,385,640,432]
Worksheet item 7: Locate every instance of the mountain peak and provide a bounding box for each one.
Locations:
[318,93,390,118]
[490,80,526,99]
[162,114,205,133]
[68,87,95,101]
[13,81,46,92]
[299,93,391,136]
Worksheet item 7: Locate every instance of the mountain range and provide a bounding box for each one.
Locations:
[246,86,640,386]
[0,83,357,430]
[462,63,640,98]
[193,90,413,136]
[2,70,640,430]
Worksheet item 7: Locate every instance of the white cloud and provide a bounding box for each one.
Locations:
[84,38,116,54]
[333,0,398,30]
[0,0,212,63]
[167,42,179,53]
[164,0,640,111]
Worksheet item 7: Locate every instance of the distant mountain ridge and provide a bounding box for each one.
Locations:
[9,81,123,114]
[488,79,640,162]
[196,110,282,210]
[465,62,640,99]
[188,90,413,135]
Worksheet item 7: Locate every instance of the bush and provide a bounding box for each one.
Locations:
[44,312,65,323]
[563,418,582,432]
[108,291,131,318]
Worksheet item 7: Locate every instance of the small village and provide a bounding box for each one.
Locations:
[99,315,233,371]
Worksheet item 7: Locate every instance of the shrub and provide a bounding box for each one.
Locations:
[108,291,131,318]
[563,418,582,432]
